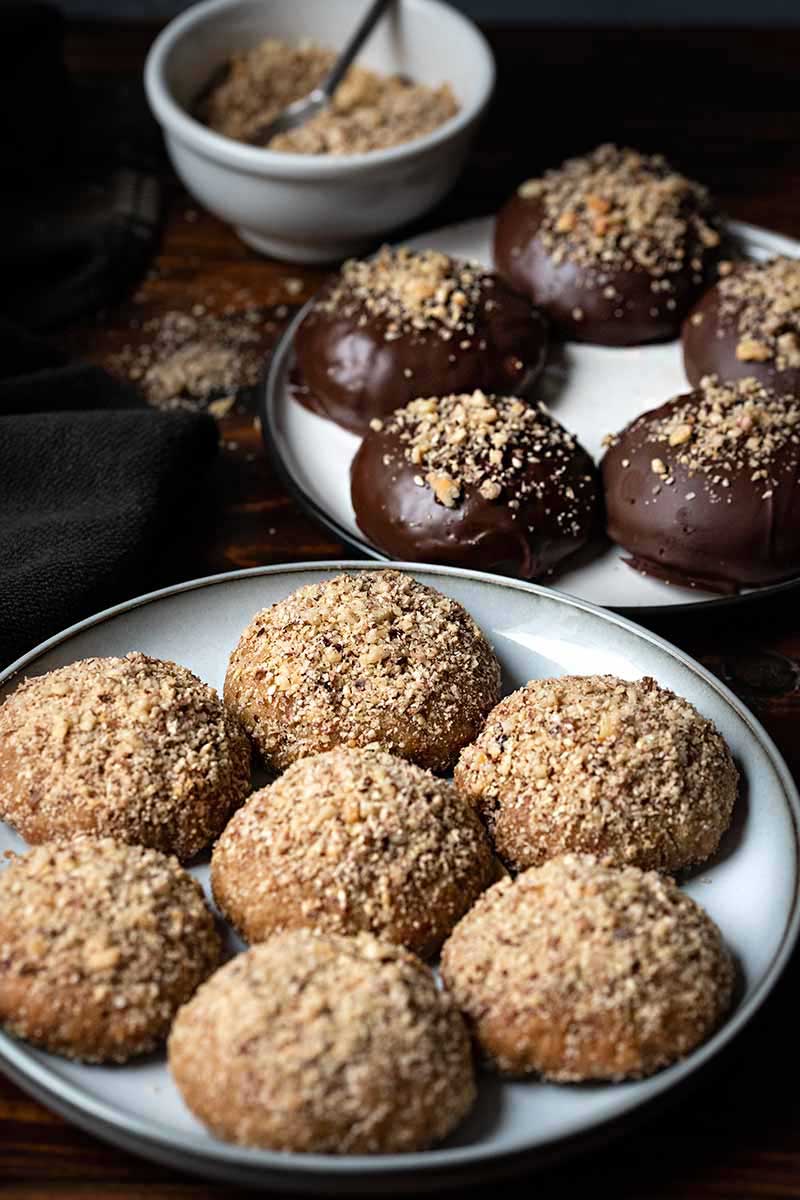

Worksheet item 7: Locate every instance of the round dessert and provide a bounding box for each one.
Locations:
[494,143,724,346]
[0,838,220,1063]
[351,390,600,578]
[211,746,497,958]
[683,256,800,395]
[293,245,548,434]
[223,569,501,774]
[602,375,800,591]
[168,930,476,1153]
[454,674,737,874]
[440,854,734,1081]
[0,653,251,861]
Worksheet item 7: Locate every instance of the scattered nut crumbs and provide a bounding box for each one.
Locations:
[199,38,458,155]
[454,674,738,875]
[714,257,800,369]
[372,390,596,538]
[516,144,721,284]
[314,246,495,345]
[108,308,275,411]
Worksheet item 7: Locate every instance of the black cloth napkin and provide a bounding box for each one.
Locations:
[0,324,219,669]
[0,4,219,668]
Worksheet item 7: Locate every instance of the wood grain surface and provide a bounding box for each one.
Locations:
[4,20,800,1200]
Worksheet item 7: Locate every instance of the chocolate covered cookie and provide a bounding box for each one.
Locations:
[494,144,724,346]
[602,376,800,590]
[350,390,600,578]
[683,256,800,395]
[294,246,548,433]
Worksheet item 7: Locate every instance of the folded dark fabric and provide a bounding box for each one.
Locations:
[0,400,218,668]
[0,309,220,673]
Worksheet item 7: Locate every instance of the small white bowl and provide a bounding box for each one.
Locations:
[144,0,495,263]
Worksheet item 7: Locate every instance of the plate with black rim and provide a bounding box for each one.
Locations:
[0,561,798,1191]
[260,217,800,617]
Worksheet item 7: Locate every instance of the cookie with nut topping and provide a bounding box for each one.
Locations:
[294,245,547,434]
[494,144,724,345]
[683,256,800,397]
[0,837,220,1063]
[0,653,251,861]
[211,746,498,958]
[602,376,800,590]
[223,570,501,774]
[440,854,734,1080]
[455,674,737,874]
[169,930,476,1153]
[350,390,600,578]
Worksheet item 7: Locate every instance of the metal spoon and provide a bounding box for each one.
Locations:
[246,0,394,148]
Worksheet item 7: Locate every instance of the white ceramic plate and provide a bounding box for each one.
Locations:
[1,562,798,1192]
[262,218,800,615]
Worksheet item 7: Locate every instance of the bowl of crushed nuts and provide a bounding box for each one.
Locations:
[145,0,495,263]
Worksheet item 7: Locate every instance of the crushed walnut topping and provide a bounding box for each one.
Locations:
[657,377,799,494]
[440,854,734,1081]
[455,674,737,875]
[200,38,458,155]
[313,247,495,342]
[605,376,800,504]
[0,838,220,1063]
[373,390,596,536]
[716,257,800,370]
[211,746,496,958]
[224,570,501,774]
[516,144,721,282]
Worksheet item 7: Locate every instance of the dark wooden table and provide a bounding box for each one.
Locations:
[5,21,800,1200]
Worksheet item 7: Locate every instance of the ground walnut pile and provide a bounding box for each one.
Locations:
[200,38,458,155]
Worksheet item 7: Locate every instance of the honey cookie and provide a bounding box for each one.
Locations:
[0,838,220,1063]
[0,653,251,861]
[441,854,734,1080]
[224,570,501,773]
[169,930,475,1153]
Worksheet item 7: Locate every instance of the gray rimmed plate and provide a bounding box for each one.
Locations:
[1,561,798,1192]
[261,218,800,617]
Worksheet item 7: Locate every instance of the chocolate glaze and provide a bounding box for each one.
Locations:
[294,273,548,436]
[351,411,600,581]
[494,194,723,347]
[602,392,800,591]
[683,275,800,396]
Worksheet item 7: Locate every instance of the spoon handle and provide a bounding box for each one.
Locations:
[319,0,395,100]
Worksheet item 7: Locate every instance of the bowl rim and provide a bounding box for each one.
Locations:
[144,0,496,179]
